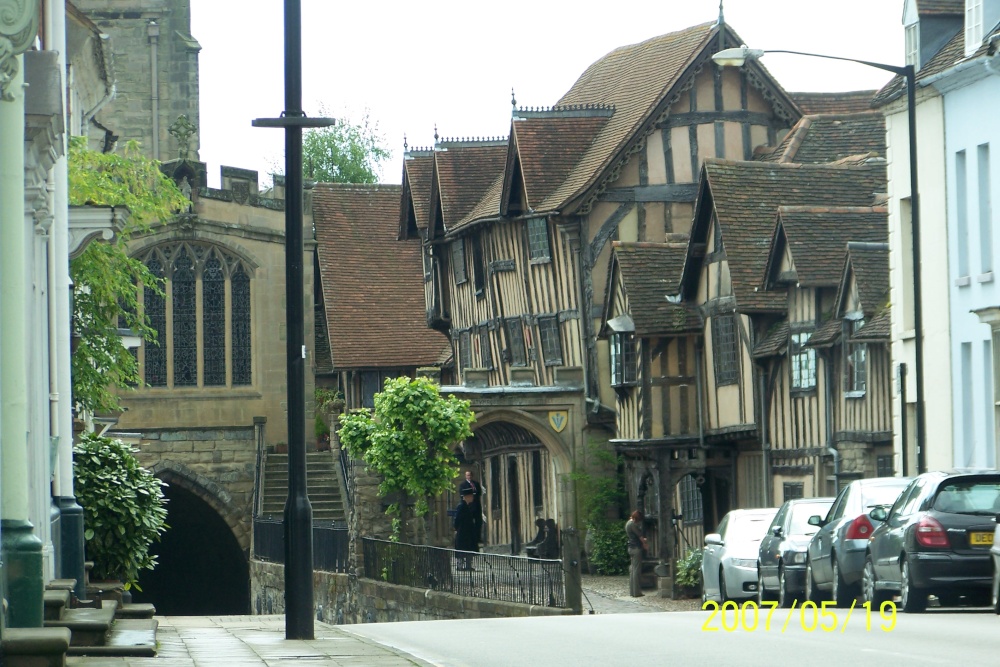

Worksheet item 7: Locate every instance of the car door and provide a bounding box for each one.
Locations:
[810,486,849,585]
[702,514,729,599]
[759,503,789,590]
[872,479,924,583]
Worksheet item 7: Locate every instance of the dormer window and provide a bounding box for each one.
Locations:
[905,22,919,67]
[527,217,551,262]
[966,0,984,57]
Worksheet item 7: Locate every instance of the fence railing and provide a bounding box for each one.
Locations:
[361,538,566,608]
[253,518,349,573]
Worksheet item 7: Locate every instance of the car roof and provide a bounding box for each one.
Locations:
[727,507,778,518]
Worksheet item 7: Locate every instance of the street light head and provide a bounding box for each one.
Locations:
[712,45,765,68]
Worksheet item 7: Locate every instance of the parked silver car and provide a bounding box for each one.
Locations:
[992,510,1000,614]
[804,476,911,606]
[702,508,778,603]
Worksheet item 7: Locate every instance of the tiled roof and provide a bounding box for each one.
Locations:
[753,321,789,358]
[872,29,964,107]
[806,318,843,348]
[692,160,887,312]
[511,114,610,211]
[539,22,729,213]
[758,113,886,164]
[613,242,702,334]
[313,183,450,369]
[845,243,890,316]
[916,0,963,15]
[852,308,891,340]
[770,206,888,288]
[401,153,434,231]
[435,141,508,231]
[789,91,878,114]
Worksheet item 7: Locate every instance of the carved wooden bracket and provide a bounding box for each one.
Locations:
[0,0,39,101]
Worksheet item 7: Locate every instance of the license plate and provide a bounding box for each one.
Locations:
[970,532,994,546]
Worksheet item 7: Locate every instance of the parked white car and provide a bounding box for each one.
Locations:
[702,507,779,603]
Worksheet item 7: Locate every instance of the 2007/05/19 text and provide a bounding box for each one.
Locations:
[701,599,897,633]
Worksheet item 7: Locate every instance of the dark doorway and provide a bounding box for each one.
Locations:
[702,469,732,532]
[132,483,249,614]
[507,457,521,554]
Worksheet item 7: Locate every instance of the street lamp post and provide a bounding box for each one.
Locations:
[713,46,925,475]
[253,0,334,640]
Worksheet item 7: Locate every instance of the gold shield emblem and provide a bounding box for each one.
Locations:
[548,411,568,433]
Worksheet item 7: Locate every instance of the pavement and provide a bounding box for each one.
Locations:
[65,578,701,666]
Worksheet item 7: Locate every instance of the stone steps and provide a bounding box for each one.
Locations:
[262,452,346,522]
[66,619,158,657]
[43,599,117,646]
[1,627,72,667]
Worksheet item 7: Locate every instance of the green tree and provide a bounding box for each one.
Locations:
[299,109,391,183]
[572,445,629,574]
[68,136,188,414]
[338,376,475,542]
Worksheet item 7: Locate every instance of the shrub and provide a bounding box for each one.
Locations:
[73,433,168,589]
[586,520,629,575]
[675,548,703,589]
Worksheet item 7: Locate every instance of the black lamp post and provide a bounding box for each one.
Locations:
[253,0,333,640]
[713,46,925,475]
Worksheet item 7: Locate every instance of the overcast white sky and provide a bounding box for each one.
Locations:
[191,0,905,188]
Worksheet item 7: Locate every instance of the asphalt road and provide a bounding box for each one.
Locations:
[343,604,1000,666]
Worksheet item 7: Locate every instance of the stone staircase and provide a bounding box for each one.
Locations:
[261,451,346,522]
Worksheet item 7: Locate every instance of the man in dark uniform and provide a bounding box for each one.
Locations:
[453,489,479,570]
[458,470,485,543]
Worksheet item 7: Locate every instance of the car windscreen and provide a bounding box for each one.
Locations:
[788,502,832,536]
[727,515,774,543]
[931,479,1000,515]
[861,483,909,511]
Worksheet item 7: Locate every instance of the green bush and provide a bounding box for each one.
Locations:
[73,433,168,589]
[675,548,703,589]
[586,520,629,575]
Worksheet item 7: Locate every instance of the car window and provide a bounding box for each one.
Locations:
[727,514,775,543]
[716,515,729,537]
[789,501,833,535]
[827,486,850,520]
[770,503,789,533]
[899,479,927,516]
[932,479,1000,514]
[887,481,918,517]
[860,482,909,513]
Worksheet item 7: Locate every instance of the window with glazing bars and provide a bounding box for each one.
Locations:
[679,474,703,523]
[505,318,526,366]
[711,314,738,385]
[783,482,804,501]
[459,330,472,372]
[451,240,467,284]
[491,457,501,512]
[472,234,486,295]
[479,326,493,370]
[537,316,563,366]
[138,242,252,389]
[844,318,867,394]
[610,332,637,386]
[360,371,382,409]
[527,217,551,261]
[790,331,816,390]
[876,455,894,478]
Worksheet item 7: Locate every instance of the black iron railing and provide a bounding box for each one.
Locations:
[361,538,565,608]
[253,518,349,573]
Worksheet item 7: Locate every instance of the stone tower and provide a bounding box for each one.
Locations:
[75,0,200,161]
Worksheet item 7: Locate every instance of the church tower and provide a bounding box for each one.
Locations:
[75,0,201,161]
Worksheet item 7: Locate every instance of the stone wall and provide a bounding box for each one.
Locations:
[250,560,572,624]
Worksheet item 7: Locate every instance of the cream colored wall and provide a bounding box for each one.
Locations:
[887,94,953,473]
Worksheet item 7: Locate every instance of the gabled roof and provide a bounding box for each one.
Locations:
[682,160,887,312]
[399,151,434,239]
[314,184,449,369]
[504,110,611,214]
[755,112,886,164]
[838,242,890,318]
[806,318,843,348]
[753,321,789,358]
[764,206,888,288]
[430,139,508,236]
[872,29,964,106]
[789,91,878,115]
[852,308,891,340]
[608,242,702,335]
[915,0,963,15]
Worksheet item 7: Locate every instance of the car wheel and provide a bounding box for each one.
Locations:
[805,559,823,603]
[757,566,774,605]
[719,568,730,604]
[778,565,795,608]
[899,558,926,613]
[832,556,855,608]
[862,556,890,606]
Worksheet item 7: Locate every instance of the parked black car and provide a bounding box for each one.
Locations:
[805,476,911,606]
[863,470,1000,612]
[757,497,834,607]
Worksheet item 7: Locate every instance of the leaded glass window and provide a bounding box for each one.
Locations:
[459,330,472,372]
[711,314,738,386]
[538,316,563,366]
[783,482,804,501]
[479,326,493,370]
[610,332,637,386]
[527,217,551,261]
[790,331,816,391]
[844,318,867,394]
[505,317,526,366]
[136,242,253,389]
[451,240,467,285]
[172,248,197,386]
[679,474,703,523]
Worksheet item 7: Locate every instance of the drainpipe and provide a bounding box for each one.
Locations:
[758,363,771,505]
[823,349,840,493]
[83,34,115,126]
[148,21,160,160]
[695,339,706,450]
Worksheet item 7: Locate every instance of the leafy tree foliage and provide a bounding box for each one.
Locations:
[73,433,168,588]
[300,109,391,184]
[338,376,475,541]
[68,136,188,414]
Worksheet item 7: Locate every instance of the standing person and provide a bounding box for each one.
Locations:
[459,469,485,543]
[453,489,479,570]
[625,510,648,597]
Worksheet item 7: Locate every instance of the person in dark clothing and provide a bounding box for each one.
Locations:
[458,470,486,543]
[453,489,479,570]
[625,510,648,596]
[536,519,560,560]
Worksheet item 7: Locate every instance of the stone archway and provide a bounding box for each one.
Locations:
[148,460,249,551]
[133,462,250,615]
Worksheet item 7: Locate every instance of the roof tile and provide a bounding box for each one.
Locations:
[613,242,702,334]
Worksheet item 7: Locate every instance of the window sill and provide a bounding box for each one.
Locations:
[789,387,818,396]
[529,257,551,266]
[955,276,971,287]
[977,272,994,284]
[126,387,263,400]
[845,391,867,399]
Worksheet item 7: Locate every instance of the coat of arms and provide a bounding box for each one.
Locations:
[548,411,568,433]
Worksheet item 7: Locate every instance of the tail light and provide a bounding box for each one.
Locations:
[915,515,949,548]
[844,514,875,540]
